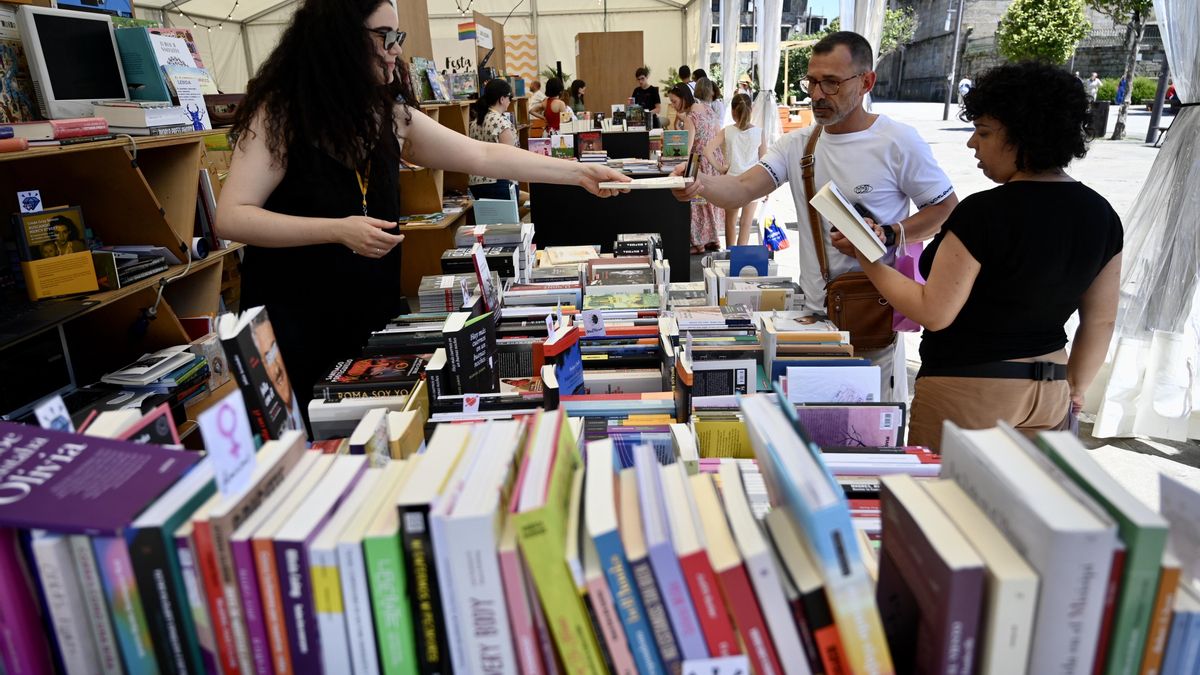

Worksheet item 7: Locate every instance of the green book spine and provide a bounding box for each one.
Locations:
[1037,439,1168,675]
[364,532,418,675]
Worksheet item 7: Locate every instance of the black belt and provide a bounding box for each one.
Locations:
[918,360,1068,381]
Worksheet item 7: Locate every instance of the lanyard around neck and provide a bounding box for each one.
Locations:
[356,159,371,216]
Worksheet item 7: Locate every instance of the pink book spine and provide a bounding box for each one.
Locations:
[586,576,637,675]
[500,544,546,675]
[231,538,273,675]
[0,528,54,674]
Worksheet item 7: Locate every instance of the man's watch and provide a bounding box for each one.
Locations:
[883,224,898,247]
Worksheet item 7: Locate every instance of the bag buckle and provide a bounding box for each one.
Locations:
[1032,361,1057,381]
[800,154,815,170]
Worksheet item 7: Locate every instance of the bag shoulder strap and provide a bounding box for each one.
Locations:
[800,125,829,282]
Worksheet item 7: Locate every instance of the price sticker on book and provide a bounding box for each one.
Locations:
[582,309,605,337]
[197,389,257,496]
[33,394,73,432]
[682,656,750,675]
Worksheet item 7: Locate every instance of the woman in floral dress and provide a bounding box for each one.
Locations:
[669,82,724,252]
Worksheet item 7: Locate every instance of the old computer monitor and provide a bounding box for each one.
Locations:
[16,5,129,119]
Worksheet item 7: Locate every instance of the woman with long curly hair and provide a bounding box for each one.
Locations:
[217,0,628,417]
[853,61,1123,451]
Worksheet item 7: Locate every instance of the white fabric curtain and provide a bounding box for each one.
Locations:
[750,0,781,144]
[840,0,885,110]
[698,0,713,74]
[719,0,740,107]
[1092,0,1200,440]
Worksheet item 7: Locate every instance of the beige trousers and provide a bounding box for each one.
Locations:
[909,375,1071,452]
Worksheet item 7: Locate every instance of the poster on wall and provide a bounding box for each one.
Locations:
[433,36,475,73]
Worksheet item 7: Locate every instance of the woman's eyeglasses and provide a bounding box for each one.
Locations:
[367,28,406,50]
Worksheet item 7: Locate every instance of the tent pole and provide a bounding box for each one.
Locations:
[530,0,539,68]
[241,25,254,78]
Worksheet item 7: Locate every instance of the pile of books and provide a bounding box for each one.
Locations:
[92,101,195,137]
[7,222,1200,675]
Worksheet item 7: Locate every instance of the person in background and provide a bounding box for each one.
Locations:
[957,76,972,101]
[703,92,766,247]
[530,77,572,132]
[1115,76,1128,105]
[852,62,1120,451]
[670,31,958,402]
[694,77,726,128]
[567,79,587,114]
[528,78,546,118]
[631,66,662,127]
[468,78,528,203]
[1166,78,1180,113]
[1086,72,1101,102]
[669,81,724,253]
[679,64,695,92]
[217,0,629,418]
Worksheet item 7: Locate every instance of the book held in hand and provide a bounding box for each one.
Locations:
[809,181,887,262]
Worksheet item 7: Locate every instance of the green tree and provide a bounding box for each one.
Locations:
[775,10,915,100]
[879,7,917,58]
[1088,0,1154,139]
[996,0,1091,64]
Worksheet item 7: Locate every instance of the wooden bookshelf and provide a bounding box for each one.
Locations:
[0,132,240,409]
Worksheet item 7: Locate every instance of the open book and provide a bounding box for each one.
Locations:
[598,176,693,190]
[808,181,887,262]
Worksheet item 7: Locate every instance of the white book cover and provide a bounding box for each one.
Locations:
[430,424,494,673]
[941,423,1117,675]
[718,463,810,674]
[33,533,103,674]
[337,530,379,675]
[923,479,1038,675]
[808,181,887,262]
[68,535,123,674]
[786,365,880,403]
[310,470,382,674]
[444,422,523,674]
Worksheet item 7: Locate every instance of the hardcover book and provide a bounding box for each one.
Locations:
[218,306,305,444]
[442,311,500,394]
[578,131,603,152]
[0,422,198,534]
[662,130,688,158]
[313,355,428,402]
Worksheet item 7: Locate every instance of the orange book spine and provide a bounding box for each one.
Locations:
[0,138,29,152]
[193,521,242,675]
[1138,563,1181,675]
[814,622,853,675]
[253,537,294,675]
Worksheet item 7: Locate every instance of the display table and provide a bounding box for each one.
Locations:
[529,175,692,281]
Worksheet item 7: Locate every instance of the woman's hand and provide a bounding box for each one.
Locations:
[577,163,632,197]
[334,216,405,258]
[1070,388,1085,415]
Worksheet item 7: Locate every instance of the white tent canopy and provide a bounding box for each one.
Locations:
[132,0,710,94]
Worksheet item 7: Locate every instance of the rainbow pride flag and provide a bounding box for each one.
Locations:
[457,21,476,41]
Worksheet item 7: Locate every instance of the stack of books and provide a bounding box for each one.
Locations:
[416,272,493,312]
[92,101,193,137]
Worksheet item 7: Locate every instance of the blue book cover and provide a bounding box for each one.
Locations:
[114,28,173,102]
[587,441,665,675]
[633,444,707,660]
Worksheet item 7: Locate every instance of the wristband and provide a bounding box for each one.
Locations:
[883,223,897,247]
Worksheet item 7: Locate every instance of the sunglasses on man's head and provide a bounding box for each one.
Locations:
[367,28,406,50]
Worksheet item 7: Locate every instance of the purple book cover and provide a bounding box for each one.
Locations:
[633,446,706,660]
[0,422,199,534]
[274,462,366,672]
[793,405,904,448]
[230,538,272,675]
[0,527,54,674]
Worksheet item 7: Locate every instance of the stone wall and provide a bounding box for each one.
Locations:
[874,0,1164,102]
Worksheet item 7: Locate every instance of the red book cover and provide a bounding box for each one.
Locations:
[717,563,783,675]
[1092,545,1127,675]
[193,520,243,675]
[8,117,109,141]
[0,528,54,674]
[677,549,739,656]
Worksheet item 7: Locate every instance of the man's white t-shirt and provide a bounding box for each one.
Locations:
[758,114,954,313]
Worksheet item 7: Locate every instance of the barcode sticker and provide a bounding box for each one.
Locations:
[404,512,425,534]
[881,411,896,430]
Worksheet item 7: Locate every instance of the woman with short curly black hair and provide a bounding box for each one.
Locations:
[853,61,1123,451]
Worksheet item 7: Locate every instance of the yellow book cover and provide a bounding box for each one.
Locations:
[513,412,606,674]
[22,250,98,300]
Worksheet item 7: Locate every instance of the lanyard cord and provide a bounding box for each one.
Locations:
[356,159,371,216]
